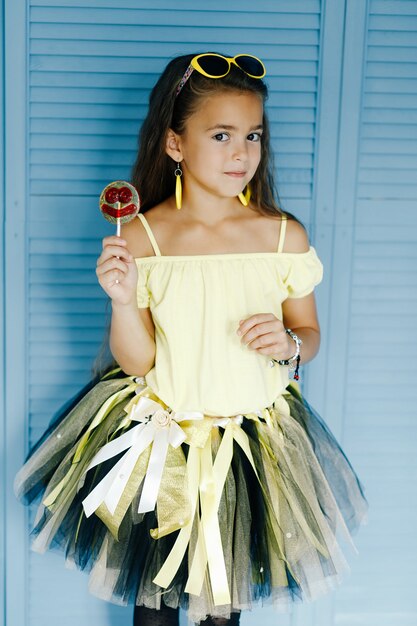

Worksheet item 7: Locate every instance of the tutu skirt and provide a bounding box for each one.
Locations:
[14,368,368,624]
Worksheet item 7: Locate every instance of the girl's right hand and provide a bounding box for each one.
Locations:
[96,235,138,306]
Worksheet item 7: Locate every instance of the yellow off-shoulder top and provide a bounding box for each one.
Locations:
[134,212,323,417]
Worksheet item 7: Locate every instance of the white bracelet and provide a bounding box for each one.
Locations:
[269,328,303,372]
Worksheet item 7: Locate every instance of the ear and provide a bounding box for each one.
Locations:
[165,129,183,162]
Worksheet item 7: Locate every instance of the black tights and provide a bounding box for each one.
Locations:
[133,605,178,626]
[133,604,241,626]
[199,613,241,625]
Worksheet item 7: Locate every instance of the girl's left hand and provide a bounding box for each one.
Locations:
[237,313,294,359]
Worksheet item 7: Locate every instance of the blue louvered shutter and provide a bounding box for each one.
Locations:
[309,2,417,625]
[338,2,417,624]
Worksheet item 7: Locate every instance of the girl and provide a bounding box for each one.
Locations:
[14,53,368,626]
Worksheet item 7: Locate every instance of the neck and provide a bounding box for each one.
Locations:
[175,186,248,226]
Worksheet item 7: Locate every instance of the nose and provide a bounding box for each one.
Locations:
[232,138,248,162]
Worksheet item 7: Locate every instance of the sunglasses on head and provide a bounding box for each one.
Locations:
[175,53,266,97]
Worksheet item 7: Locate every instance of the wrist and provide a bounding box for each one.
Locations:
[284,334,297,360]
[280,329,302,364]
[272,331,300,361]
[111,299,138,313]
[269,328,303,380]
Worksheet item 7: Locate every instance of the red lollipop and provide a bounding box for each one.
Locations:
[99,181,140,285]
[99,181,140,236]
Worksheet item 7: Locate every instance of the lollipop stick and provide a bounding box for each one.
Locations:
[115,204,121,283]
[116,204,121,237]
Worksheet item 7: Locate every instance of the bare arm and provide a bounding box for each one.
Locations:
[110,301,156,376]
[281,295,320,365]
[96,218,156,376]
[238,218,321,365]
[281,219,321,365]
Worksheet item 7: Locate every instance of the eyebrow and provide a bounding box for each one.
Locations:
[206,124,264,131]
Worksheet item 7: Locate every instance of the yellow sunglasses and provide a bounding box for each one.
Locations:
[175,53,266,96]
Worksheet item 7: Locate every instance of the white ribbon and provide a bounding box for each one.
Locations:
[80,396,203,518]
[212,414,244,428]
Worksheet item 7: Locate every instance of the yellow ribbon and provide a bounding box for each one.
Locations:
[185,428,230,604]
[155,415,263,606]
[153,445,201,586]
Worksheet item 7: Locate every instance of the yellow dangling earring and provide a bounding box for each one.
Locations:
[175,162,182,210]
[238,184,251,206]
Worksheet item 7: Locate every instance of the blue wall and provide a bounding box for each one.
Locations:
[3,1,417,625]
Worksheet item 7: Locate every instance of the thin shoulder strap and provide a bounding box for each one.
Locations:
[137,213,162,257]
[277,214,287,253]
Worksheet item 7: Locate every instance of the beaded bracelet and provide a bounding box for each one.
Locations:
[269,328,303,381]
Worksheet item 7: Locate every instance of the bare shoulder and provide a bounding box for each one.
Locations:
[119,205,166,258]
[282,215,311,253]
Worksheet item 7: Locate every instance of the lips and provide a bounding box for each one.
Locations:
[224,171,246,177]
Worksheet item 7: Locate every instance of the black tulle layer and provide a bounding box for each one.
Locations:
[14,368,368,623]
